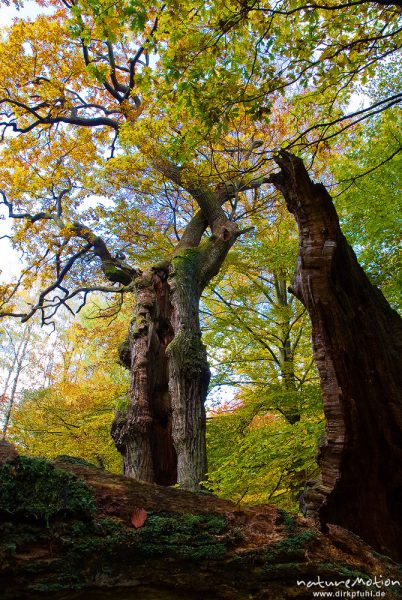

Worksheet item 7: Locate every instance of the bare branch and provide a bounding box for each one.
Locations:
[1,190,53,223]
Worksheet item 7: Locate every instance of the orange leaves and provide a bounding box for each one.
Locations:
[130,507,147,528]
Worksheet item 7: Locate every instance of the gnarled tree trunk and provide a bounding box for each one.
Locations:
[112,212,239,490]
[111,265,177,486]
[270,150,402,561]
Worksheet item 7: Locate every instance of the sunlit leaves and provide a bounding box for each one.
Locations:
[8,301,130,471]
[206,386,324,509]
[331,108,402,311]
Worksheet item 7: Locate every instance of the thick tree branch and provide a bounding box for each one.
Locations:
[1,188,137,286]
[151,156,229,231]
[175,210,208,250]
[69,221,137,285]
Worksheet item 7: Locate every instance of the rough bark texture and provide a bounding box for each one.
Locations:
[167,248,210,490]
[1,453,402,600]
[111,216,238,491]
[270,150,402,561]
[166,228,239,489]
[111,256,210,490]
[111,266,177,486]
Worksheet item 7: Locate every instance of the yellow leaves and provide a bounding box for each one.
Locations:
[59,222,76,239]
[320,47,333,61]
[120,98,144,123]
[0,11,119,130]
[0,282,17,313]
[8,301,131,471]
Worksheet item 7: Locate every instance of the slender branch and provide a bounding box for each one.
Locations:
[0,97,119,132]
[0,283,133,323]
[1,190,53,223]
[286,93,402,149]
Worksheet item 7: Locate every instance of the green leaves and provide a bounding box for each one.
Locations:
[331,108,402,311]
[206,386,324,509]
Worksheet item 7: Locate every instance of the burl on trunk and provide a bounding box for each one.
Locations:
[270,150,402,561]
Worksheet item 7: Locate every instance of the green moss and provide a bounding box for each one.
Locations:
[103,261,129,283]
[172,248,201,277]
[275,509,297,533]
[8,511,230,591]
[0,456,96,524]
[118,337,131,369]
[265,529,316,563]
[80,512,229,561]
[262,561,308,576]
[1,511,229,588]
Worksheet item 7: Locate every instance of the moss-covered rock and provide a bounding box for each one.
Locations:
[0,455,96,524]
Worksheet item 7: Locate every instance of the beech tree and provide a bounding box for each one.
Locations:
[149,0,402,560]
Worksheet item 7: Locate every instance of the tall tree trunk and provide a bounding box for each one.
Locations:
[112,254,210,490]
[111,222,238,491]
[270,150,402,561]
[167,248,210,490]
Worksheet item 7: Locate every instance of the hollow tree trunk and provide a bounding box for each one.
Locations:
[270,151,402,561]
[111,220,238,491]
[110,257,209,491]
[111,265,177,486]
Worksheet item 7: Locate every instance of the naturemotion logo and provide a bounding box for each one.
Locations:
[296,575,401,598]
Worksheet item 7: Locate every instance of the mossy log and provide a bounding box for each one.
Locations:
[1,452,401,600]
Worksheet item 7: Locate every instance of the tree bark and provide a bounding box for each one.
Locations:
[167,248,210,490]
[270,150,402,561]
[110,256,209,490]
[112,218,239,491]
[111,265,177,486]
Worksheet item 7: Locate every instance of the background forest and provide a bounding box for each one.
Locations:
[0,0,400,514]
